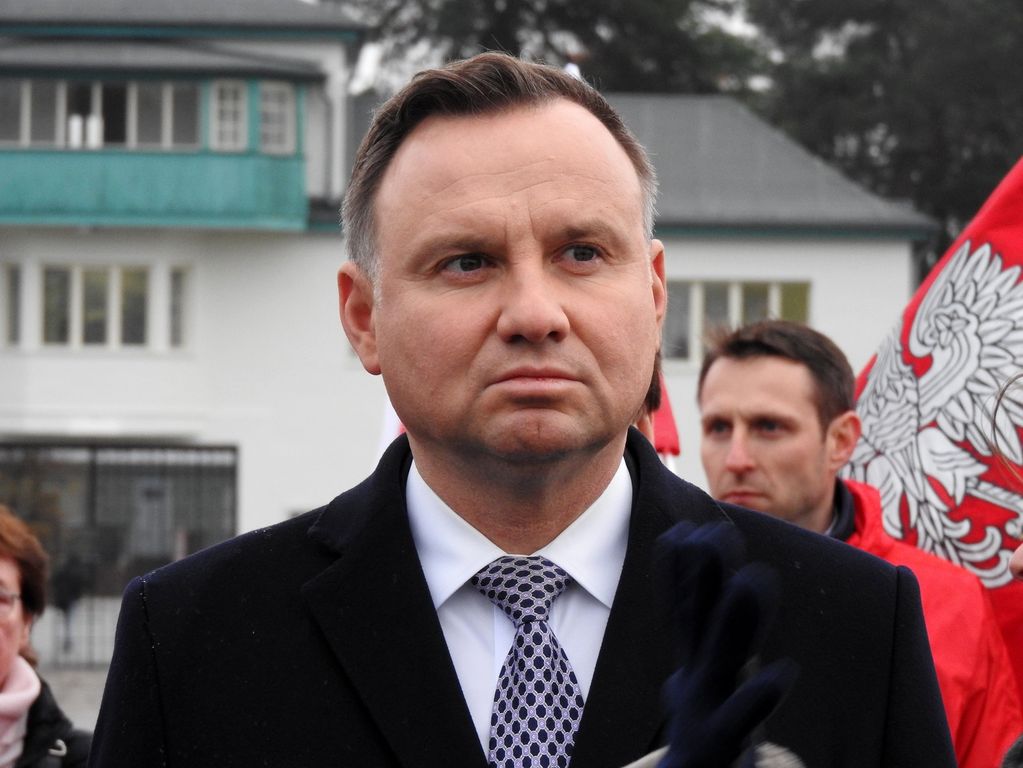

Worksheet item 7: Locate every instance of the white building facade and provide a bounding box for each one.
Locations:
[0,5,934,663]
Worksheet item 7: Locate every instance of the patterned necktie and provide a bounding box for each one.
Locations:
[472,556,585,768]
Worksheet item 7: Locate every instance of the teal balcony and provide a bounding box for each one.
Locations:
[0,148,308,230]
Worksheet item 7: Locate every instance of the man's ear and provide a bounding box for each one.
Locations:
[650,239,667,328]
[826,410,862,473]
[337,262,381,375]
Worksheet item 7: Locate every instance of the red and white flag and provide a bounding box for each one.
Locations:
[846,158,1023,694]
[651,371,681,460]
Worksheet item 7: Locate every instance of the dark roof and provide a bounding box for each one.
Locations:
[0,0,364,35]
[0,40,325,80]
[608,94,936,237]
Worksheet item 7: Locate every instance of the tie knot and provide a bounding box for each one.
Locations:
[472,556,572,627]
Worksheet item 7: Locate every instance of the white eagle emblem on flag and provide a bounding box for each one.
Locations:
[845,239,1023,587]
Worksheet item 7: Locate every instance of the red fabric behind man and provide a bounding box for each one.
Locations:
[846,480,1023,767]
[849,158,1023,699]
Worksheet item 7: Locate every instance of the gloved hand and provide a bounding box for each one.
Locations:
[657,522,797,768]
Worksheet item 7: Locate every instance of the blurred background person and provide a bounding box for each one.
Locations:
[697,319,1023,768]
[0,504,90,767]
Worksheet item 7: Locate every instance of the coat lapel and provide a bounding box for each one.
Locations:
[571,430,731,767]
[300,438,487,768]
[298,431,730,768]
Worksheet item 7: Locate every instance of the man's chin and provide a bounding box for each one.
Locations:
[477,419,619,464]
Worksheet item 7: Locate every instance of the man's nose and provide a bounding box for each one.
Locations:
[723,432,755,474]
[495,265,570,344]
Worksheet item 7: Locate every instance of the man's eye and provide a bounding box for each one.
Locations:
[756,420,780,433]
[445,254,486,273]
[704,421,730,436]
[564,244,599,262]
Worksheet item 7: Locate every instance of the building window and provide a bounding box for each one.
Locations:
[29,80,59,146]
[662,280,691,360]
[0,79,22,144]
[170,268,188,348]
[2,78,276,154]
[65,81,128,149]
[2,78,199,151]
[65,81,93,149]
[171,84,200,146]
[132,82,199,150]
[41,266,149,348]
[82,268,109,345]
[43,267,71,345]
[260,82,295,154]
[663,280,811,362]
[703,282,730,335]
[4,265,20,345]
[780,282,810,321]
[120,268,148,346]
[101,82,128,146]
[211,81,247,151]
[135,82,164,146]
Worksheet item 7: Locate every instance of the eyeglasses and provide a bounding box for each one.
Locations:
[0,590,21,619]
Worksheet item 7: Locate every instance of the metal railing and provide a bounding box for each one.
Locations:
[0,442,237,667]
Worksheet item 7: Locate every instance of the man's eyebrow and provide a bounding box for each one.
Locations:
[413,233,493,256]
[700,412,729,426]
[556,220,629,243]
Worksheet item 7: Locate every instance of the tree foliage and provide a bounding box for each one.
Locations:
[343,0,762,94]
[339,0,1023,257]
[743,0,1023,252]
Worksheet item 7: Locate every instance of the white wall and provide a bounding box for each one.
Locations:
[0,227,918,531]
[0,227,390,532]
[658,234,914,490]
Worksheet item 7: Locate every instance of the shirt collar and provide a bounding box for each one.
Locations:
[406,459,632,611]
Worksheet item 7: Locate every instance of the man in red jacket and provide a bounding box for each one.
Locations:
[697,319,1023,768]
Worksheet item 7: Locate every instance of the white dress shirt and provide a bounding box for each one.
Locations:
[406,459,632,752]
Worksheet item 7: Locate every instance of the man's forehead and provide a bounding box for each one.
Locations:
[374,99,646,243]
[385,100,638,182]
[701,356,818,413]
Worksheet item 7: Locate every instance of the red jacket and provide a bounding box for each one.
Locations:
[845,480,1023,768]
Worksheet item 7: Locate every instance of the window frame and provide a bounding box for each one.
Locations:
[210,79,248,152]
[27,79,64,148]
[39,265,151,349]
[259,81,296,155]
[81,267,110,346]
[2,264,21,346]
[663,279,811,363]
[0,78,26,146]
[169,267,189,349]
[42,265,73,346]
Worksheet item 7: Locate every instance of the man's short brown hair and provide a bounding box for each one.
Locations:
[342,51,657,281]
[697,320,855,430]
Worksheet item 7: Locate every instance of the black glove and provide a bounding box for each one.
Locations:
[657,522,797,768]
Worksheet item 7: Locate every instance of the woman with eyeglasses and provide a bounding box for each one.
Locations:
[0,505,89,767]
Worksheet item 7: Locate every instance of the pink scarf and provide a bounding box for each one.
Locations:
[0,657,41,768]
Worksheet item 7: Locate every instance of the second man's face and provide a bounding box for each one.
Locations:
[352,100,666,466]
[699,356,845,532]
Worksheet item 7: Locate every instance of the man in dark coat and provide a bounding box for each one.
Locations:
[89,53,955,768]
